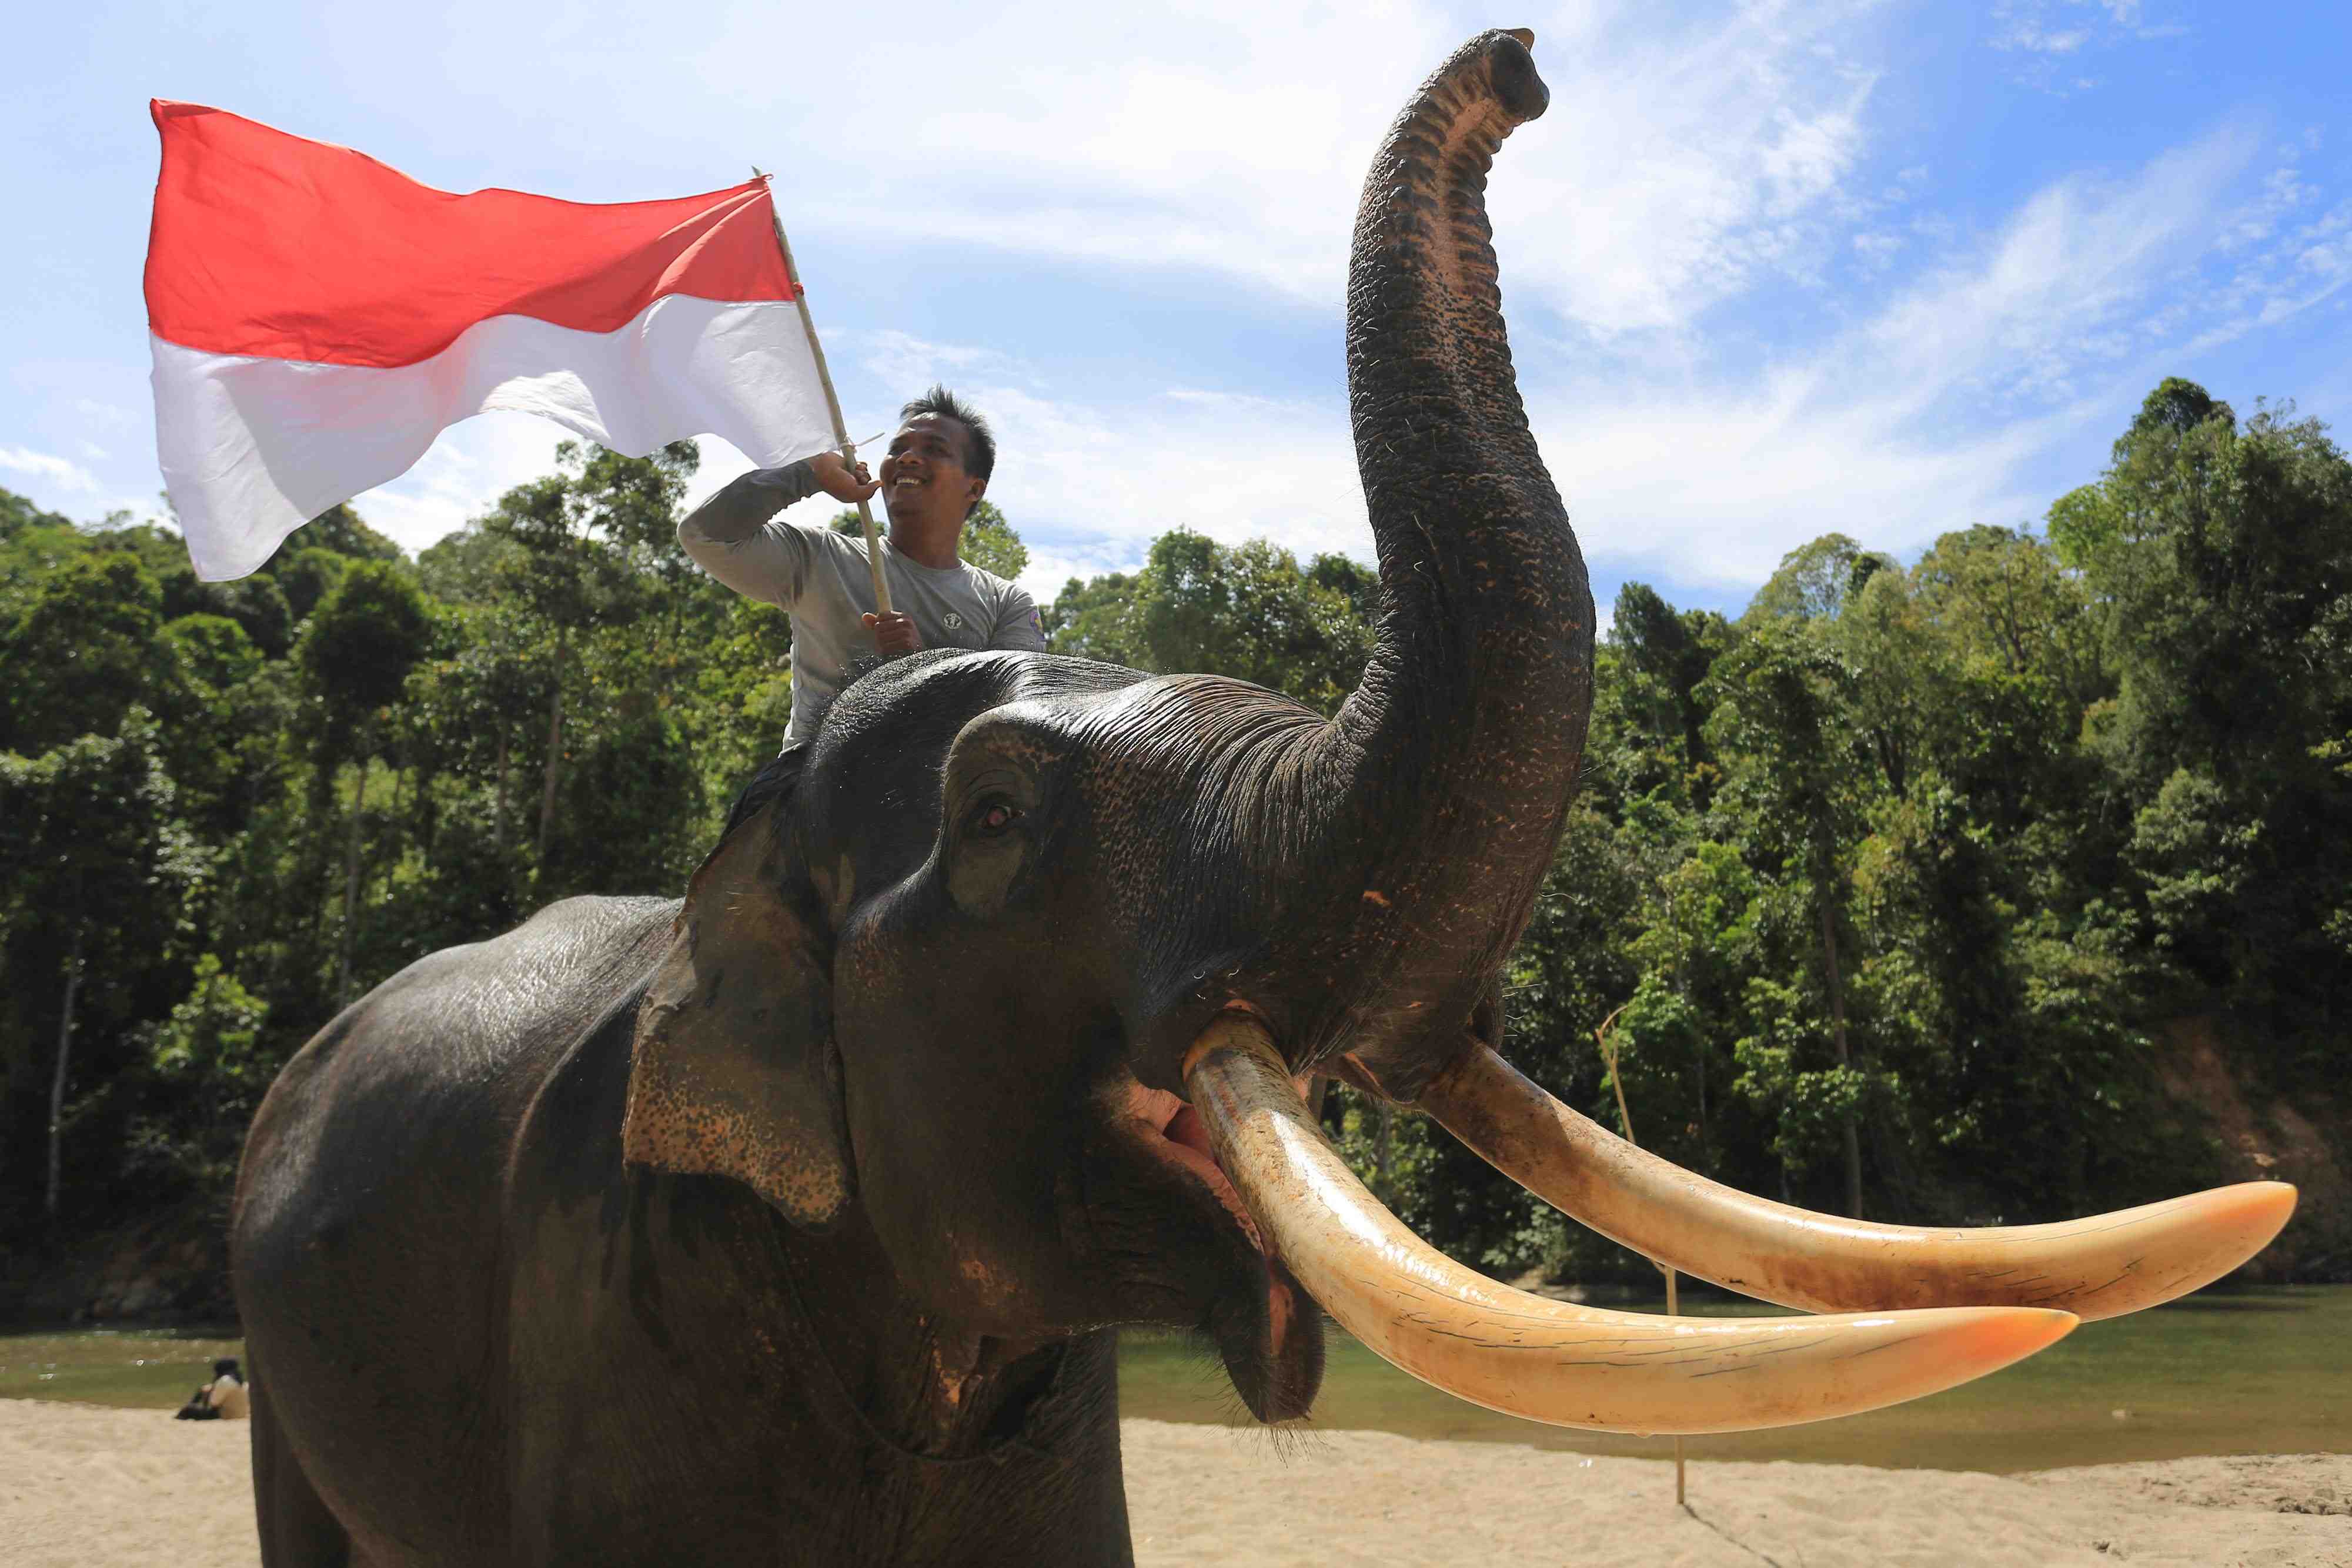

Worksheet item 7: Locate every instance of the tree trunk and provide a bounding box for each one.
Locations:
[337,723,373,1009]
[536,637,566,884]
[1671,882,1709,1175]
[492,726,511,850]
[46,918,86,1221]
[1695,1020,1709,1177]
[1820,893,1863,1219]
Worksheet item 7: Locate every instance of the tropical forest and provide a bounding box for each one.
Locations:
[3,376,2346,1312]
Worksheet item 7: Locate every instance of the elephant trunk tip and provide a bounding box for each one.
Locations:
[1488,30,1548,121]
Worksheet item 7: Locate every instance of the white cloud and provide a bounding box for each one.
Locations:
[1860,124,2257,409]
[1999,26,2090,55]
[97,0,2318,624]
[842,331,1021,405]
[0,446,100,492]
[833,331,1367,603]
[326,89,2330,625]
[1988,0,2186,88]
[2180,196,2352,356]
[347,412,581,556]
[1488,4,1886,338]
[352,0,1889,345]
[911,113,2314,601]
[1852,230,1905,272]
[71,398,133,427]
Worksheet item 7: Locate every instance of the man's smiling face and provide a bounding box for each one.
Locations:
[880,413,984,532]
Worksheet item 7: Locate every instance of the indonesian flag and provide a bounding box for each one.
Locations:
[145,101,836,580]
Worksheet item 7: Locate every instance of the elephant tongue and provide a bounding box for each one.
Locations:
[1166,1105,1321,1420]
[1164,1105,1266,1253]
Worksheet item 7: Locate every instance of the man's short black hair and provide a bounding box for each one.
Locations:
[900,385,995,487]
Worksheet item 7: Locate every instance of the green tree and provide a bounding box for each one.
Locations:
[285,501,405,564]
[1705,621,1875,1215]
[0,486,74,540]
[133,954,272,1189]
[1045,531,1372,714]
[294,561,435,1005]
[1,550,168,754]
[1043,569,1145,666]
[483,464,632,880]
[1605,582,1727,805]
[0,718,204,1224]
[1743,533,1896,624]
[2067,382,2352,1081]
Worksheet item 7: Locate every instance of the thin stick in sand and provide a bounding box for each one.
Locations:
[1596,1005,1689,1507]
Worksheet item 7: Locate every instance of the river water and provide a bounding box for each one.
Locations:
[1117,1283,2351,1472]
[6,1285,2343,1472]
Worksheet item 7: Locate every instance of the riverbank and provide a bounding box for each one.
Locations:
[5,1400,2343,1568]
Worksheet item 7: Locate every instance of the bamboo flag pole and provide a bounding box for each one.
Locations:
[752,168,891,616]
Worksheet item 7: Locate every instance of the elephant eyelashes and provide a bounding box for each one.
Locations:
[948,787,1035,913]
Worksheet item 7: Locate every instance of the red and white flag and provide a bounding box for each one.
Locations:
[145,101,836,580]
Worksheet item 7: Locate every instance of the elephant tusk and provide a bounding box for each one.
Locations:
[1182,1017,2076,1435]
[1419,1044,2297,1323]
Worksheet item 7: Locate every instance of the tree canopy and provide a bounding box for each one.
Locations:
[4,379,2346,1283]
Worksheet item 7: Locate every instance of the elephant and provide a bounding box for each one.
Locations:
[231,30,2294,1567]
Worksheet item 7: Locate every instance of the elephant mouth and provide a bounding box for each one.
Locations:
[1120,1079,1323,1422]
[1128,1084,1264,1250]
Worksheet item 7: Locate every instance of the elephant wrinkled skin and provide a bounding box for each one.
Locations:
[230,31,2292,1568]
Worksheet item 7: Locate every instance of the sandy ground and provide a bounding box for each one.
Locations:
[5,1400,2345,1567]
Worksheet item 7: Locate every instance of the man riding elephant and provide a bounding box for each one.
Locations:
[680,386,1047,830]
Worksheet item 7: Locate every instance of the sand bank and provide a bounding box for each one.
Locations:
[4,1400,2343,1567]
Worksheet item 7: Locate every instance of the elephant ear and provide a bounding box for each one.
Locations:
[622,797,853,1228]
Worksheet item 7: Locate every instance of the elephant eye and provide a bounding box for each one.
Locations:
[973,800,1023,837]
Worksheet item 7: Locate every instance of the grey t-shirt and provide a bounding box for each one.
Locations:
[678,462,1046,744]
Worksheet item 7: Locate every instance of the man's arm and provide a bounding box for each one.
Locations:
[677,454,878,607]
[990,585,1049,653]
[867,576,1043,659]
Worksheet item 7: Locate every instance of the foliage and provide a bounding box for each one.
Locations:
[1045,529,1375,714]
[130,955,272,1189]
[0,716,208,1229]
[2,372,2345,1283]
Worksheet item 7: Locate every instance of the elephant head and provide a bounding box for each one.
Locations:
[624,31,2293,1435]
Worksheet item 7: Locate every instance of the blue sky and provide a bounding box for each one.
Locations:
[7,0,2348,624]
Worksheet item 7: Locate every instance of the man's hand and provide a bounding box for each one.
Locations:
[811,450,881,504]
[863,610,921,657]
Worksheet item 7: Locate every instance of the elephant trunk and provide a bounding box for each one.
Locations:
[1147,35,2296,1439]
[1162,38,2296,1439]
[1251,31,1594,1095]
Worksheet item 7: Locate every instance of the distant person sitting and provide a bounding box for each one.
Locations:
[173,1356,249,1420]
